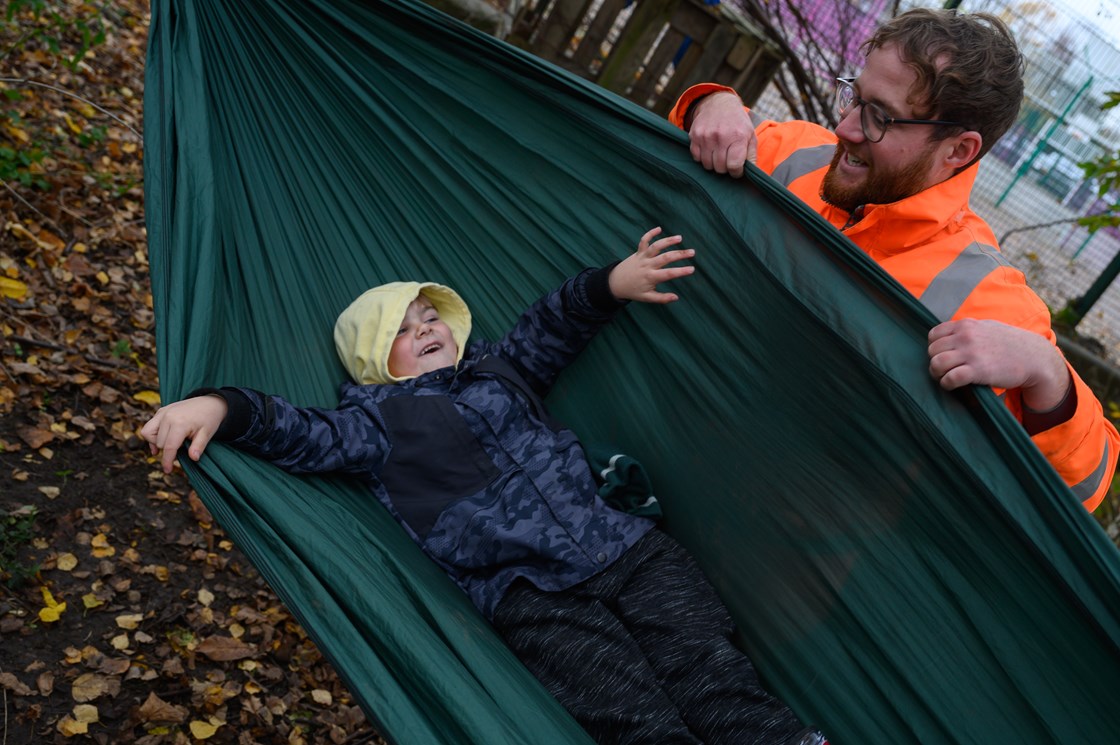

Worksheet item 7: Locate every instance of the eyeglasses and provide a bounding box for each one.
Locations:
[834,78,963,143]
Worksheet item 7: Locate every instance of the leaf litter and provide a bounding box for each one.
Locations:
[0,3,383,743]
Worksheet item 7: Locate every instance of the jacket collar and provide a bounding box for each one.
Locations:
[821,161,980,258]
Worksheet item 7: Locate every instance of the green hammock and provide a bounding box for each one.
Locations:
[143,1,1120,742]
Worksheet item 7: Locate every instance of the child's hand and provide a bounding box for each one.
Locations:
[608,227,695,303]
[140,395,229,473]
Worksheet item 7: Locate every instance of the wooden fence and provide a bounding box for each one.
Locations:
[507,0,781,116]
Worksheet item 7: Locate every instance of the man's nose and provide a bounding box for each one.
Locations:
[834,104,865,143]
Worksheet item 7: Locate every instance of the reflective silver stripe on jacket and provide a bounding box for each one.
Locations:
[771,145,834,187]
[918,242,1012,321]
[1071,440,1111,504]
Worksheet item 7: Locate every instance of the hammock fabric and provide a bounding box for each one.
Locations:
[143,1,1120,743]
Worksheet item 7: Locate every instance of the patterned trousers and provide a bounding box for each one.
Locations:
[492,529,807,745]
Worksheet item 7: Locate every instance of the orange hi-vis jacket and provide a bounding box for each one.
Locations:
[671,83,1118,511]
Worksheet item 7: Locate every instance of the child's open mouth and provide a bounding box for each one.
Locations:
[420,343,441,356]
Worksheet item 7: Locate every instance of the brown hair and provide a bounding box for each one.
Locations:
[863,8,1024,162]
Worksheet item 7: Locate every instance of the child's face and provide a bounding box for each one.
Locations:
[387,295,459,378]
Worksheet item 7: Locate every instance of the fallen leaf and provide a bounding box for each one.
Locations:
[0,672,34,695]
[198,588,214,607]
[75,704,99,723]
[0,276,27,299]
[39,486,61,499]
[115,613,143,629]
[71,673,120,702]
[110,633,129,650]
[57,716,88,737]
[189,718,224,739]
[90,533,115,557]
[197,636,255,662]
[56,552,78,570]
[188,491,213,523]
[8,362,43,376]
[137,692,188,724]
[39,587,67,623]
[132,389,160,406]
[311,688,332,705]
[57,704,99,737]
[17,425,54,449]
[82,593,104,609]
[142,564,170,581]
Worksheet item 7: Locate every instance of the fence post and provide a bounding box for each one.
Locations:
[597,0,682,94]
[996,75,1093,208]
[1070,246,1120,325]
[534,0,591,60]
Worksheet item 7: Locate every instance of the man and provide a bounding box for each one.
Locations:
[670,8,1118,511]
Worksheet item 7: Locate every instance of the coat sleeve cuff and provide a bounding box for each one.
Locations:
[1020,379,1077,435]
[586,261,626,313]
[668,83,739,130]
[187,387,255,441]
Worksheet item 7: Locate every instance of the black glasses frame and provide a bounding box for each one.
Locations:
[835,78,963,143]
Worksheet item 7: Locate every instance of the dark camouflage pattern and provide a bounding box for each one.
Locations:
[227,270,654,618]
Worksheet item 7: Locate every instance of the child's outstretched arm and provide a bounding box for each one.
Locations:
[608,227,695,303]
[141,395,230,473]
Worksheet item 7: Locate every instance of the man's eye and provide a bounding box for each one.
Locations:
[869,105,889,128]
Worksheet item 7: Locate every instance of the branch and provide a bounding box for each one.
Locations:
[7,334,132,370]
[0,77,141,139]
[0,181,66,236]
[998,213,1111,245]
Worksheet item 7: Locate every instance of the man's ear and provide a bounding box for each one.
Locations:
[944,130,982,170]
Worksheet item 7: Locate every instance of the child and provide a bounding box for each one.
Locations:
[142,228,824,745]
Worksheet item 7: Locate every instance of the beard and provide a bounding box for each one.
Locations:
[820,142,938,212]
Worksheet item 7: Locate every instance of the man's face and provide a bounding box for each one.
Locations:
[387,295,458,378]
[821,43,945,212]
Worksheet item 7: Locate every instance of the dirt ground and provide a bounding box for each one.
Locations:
[0,382,383,744]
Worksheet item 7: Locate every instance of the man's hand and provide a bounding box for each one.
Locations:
[687,91,757,178]
[140,394,230,473]
[928,319,1072,411]
[609,227,695,304]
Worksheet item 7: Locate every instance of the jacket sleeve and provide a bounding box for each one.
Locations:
[1026,362,1118,512]
[204,387,389,476]
[475,264,624,397]
[959,275,1118,512]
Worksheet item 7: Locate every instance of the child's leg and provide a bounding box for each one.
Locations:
[493,576,703,744]
[613,530,805,744]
